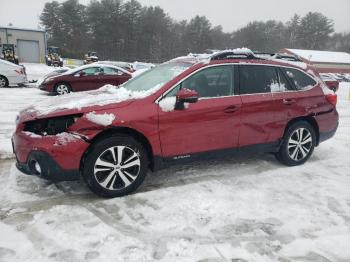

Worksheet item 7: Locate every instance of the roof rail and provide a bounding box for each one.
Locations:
[210,49,257,61]
[274,53,303,62]
[254,52,303,62]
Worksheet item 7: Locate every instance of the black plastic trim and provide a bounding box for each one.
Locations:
[16,151,80,181]
[155,141,280,168]
[319,123,338,144]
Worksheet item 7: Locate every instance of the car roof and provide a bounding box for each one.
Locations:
[68,63,131,75]
[169,48,310,72]
[0,59,22,68]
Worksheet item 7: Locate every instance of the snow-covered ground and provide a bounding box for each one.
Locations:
[0,88,50,158]
[0,80,349,261]
[21,63,64,83]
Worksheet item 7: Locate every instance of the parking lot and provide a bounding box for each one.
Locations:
[0,62,349,261]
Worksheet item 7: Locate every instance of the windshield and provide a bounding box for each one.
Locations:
[122,62,191,92]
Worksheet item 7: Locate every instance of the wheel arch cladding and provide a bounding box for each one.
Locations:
[80,127,155,171]
[284,116,320,145]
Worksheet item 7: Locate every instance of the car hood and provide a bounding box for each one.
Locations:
[19,85,156,122]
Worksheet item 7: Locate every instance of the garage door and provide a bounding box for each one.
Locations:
[17,40,40,63]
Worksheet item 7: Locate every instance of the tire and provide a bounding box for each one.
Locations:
[82,135,149,198]
[275,121,316,166]
[54,82,71,95]
[0,76,8,87]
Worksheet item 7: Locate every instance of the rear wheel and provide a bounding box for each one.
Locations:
[82,136,149,198]
[54,83,71,95]
[0,76,8,87]
[275,121,316,166]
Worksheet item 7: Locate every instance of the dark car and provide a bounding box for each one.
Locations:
[39,64,132,95]
[13,49,338,198]
[320,74,339,92]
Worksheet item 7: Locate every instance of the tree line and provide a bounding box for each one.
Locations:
[40,0,350,62]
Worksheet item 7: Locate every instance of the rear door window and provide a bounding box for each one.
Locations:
[281,68,317,90]
[81,67,100,76]
[102,67,123,76]
[239,65,278,94]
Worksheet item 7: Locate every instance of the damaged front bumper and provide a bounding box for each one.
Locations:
[12,131,90,181]
[16,151,80,181]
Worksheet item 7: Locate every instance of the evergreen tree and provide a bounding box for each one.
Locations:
[184,16,212,53]
[297,12,334,50]
[40,0,346,62]
[40,1,64,47]
[59,0,88,57]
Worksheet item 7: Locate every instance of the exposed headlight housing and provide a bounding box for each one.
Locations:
[23,114,82,136]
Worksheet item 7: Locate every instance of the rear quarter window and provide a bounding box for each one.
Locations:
[282,68,317,90]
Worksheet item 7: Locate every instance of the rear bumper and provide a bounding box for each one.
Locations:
[319,121,338,144]
[8,75,27,85]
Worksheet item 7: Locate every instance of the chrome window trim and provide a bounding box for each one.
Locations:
[156,63,236,103]
[155,62,318,103]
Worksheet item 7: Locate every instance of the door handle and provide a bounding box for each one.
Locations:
[224,105,238,113]
[283,99,296,105]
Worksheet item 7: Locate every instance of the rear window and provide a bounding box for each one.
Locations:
[239,65,278,94]
[102,67,123,76]
[281,68,317,90]
[277,68,294,92]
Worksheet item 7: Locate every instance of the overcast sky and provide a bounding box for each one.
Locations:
[0,0,349,33]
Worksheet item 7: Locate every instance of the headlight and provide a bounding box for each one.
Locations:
[43,77,56,83]
[23,114,82,136]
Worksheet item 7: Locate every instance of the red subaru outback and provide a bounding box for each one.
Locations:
[12,50,339,197]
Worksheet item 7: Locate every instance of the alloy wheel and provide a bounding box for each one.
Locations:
[94,146,141,190]
[56,84,69,95]
[287,128,313,161]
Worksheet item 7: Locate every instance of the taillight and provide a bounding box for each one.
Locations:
[326,94,337,106]
[14,69,24,75]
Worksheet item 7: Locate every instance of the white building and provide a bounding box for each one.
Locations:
[0,26,47,63]
[280,48,350,74]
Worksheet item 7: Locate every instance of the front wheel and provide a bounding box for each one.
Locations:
[275,121,316,166]
[54,83,71,95]
[82,136,149,198]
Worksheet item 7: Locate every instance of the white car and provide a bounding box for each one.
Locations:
[0,59,27,87]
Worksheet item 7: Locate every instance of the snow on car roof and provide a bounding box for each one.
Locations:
[285,49,350,64]
[170,48,256,64]
[63,63,131,75]
[0,59,23,68]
